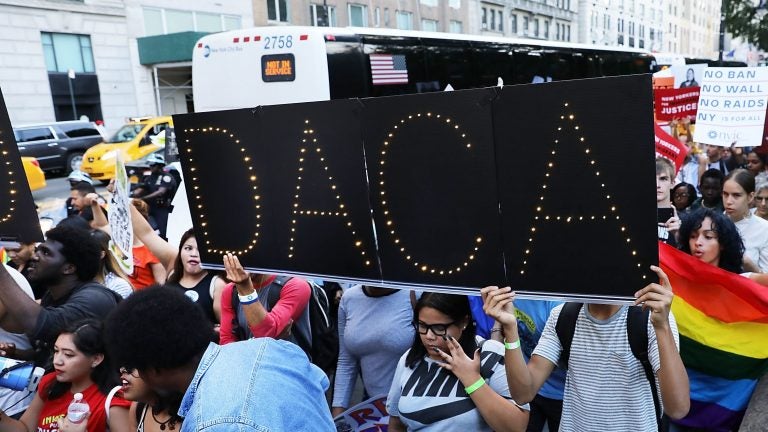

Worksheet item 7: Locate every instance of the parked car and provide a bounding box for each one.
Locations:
[22,156,46,191]
[81,116,172,182]
[13,120,105,174]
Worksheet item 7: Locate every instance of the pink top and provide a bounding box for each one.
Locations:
[219,275,310,344]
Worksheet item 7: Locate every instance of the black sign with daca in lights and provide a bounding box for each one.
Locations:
[0,88,44,246]
[172,74,658,302]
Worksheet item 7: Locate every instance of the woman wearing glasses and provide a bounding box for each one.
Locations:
[752,182,768,221]
[387,292,529,432]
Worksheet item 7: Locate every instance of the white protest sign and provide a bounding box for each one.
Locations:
[108,153,134,274]
[694,67,768,147]
[333,395,389,432]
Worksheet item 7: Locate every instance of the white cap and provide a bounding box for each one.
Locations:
[67,170,94,185]
[73,392,83,401]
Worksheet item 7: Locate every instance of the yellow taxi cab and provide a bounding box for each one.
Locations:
[22,156,46,191]
[81,116,172,182]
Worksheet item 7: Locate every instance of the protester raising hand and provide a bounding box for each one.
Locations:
[480,286,517,327]
[633,265,674,329]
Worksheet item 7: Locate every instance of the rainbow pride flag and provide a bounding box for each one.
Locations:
[0,247,7,265]
[659,242,768,431]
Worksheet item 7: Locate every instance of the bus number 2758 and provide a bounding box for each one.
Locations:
[264,35,293,50]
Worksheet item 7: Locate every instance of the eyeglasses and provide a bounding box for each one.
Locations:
[119,367,139,378]
[756,196,768,203]
[413,321,456,336]
[674,192,690,198]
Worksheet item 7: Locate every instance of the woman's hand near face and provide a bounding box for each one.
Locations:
[435,335,481,386]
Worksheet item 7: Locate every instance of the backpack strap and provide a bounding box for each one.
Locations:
[626,306,663,431]
[265,276,290,311]
[555,303,583,370]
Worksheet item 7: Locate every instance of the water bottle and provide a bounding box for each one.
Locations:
[67,392,90,424]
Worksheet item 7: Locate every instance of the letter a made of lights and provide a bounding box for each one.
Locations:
[0,130,17,223]
[519,102,646,279]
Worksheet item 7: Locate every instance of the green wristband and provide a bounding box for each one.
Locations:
[504,339,521,350]
[464,377,485,395]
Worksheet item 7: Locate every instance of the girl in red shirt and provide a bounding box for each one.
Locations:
[0,319,131,432]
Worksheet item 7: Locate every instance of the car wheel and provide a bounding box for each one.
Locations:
[65,152,84,174]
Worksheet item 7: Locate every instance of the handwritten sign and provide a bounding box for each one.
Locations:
[694,67,768,147]
[333,395,389,432]
[108,153,133,274]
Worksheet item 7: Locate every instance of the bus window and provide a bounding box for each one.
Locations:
[469,43,514,88]
[541,51,574,81]
[571,51,601,78]
[512,47,550,84]
[326,38,369,99]
[422,38,473,91]
[362,35,427,97]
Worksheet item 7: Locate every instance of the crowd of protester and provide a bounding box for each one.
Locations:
[0,127,766,431]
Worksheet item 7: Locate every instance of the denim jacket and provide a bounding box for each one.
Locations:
[179,340,334,431]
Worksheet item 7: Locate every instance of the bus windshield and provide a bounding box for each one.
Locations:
[107,124,144,143]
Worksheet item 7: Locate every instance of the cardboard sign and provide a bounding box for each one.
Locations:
[108,153,133,274]
[694,67,768,147]
[654,88,700,121]
[655,122,688,173]
[333,395,389,432]
[0,88,43,244]
[173,75,658,301]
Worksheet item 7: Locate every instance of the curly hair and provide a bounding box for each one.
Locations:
[672,182,697,211]
[45,225,101,282]
[405,292,476,369]
[678,208,744,274]
[104,286,214,372]
[46,319,119,399]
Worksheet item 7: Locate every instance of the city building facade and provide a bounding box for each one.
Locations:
[0,0,252,131]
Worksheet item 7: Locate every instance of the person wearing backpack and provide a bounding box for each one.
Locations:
[219,253,311,346]
[480,266,690,432]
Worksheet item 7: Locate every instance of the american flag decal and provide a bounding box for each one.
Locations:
[370,54,409,85]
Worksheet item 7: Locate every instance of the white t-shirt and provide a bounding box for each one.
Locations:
[533,304,679,432]
[734,214,768,273]
[0,265,35,416]
[387,338,528,431]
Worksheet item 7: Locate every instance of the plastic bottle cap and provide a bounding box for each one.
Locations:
[74,393,83,401]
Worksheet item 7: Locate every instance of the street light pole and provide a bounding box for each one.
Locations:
[67,68,78,120]
[718,0,726,64]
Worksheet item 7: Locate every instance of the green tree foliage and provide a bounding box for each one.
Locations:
[725,0,768,51]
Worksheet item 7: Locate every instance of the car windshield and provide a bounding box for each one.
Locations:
[107,124,144,143]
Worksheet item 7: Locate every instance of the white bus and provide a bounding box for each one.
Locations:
[192,26,657,112]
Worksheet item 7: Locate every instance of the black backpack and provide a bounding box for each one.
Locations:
[555,303,663,431]
[231,277,339,374]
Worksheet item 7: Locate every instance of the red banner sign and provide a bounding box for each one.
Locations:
[654,87,700,121]
[655,122,687,173]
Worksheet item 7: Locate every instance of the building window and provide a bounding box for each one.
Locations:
[499,11,503,32]
[450,20,463,33]
[523,16,529,34]
[511,14,517,34]
[420,0,438,6]
[396,11,413,30]
[310,4,337,26]
[348,4,368,27]
[491,10,496,30]
[267,0,289,22]
[566,25,570,41]
[556,23,560,40]
[544,20,549,39]
[384,8,390,26]
[143,8,164,35]
[422,19,438,32]
[143,8,240,35]
[482,7,487,29]
[375,7,380,27]
[41,32,95,73]
[534,18,539,37]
